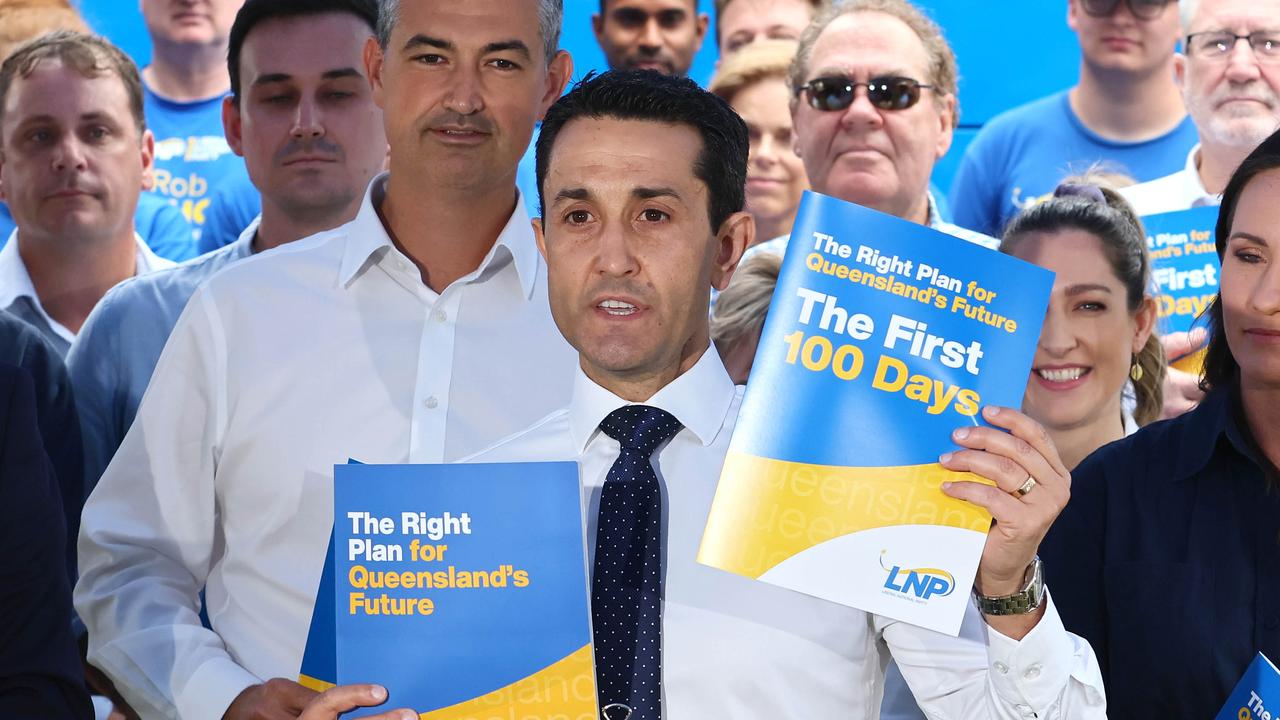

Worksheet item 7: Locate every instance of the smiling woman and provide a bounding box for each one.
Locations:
[1040,128,1280,718]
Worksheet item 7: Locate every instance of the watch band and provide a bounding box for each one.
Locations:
[973,556,1044,616]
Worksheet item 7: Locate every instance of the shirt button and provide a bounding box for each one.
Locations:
[396,260,409,271]
[423,396,438,409]
[434,309,448,323]
[993,661,1009,674]
[1024,664,1041,679]
[1016,705,1035,718]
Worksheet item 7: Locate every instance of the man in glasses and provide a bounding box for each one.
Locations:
[1122,0,1280,214]
[773,0,996,257]
[948,0,1196,237]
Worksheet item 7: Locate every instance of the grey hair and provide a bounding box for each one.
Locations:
[376,0,563,64]
[1178,0,1199,35]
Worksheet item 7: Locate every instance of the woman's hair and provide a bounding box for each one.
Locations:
[0,0,88,61]
[709,39,799,104]
[712,251,783,353]
[1201,127,1280,392]
[1000,178,1166,426]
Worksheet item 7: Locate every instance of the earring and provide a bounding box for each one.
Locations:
[1129,356,1143,382]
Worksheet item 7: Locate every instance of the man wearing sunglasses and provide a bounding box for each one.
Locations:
[948,0,1196,237]
[774,0,996,259]
[1123,0,1280,215]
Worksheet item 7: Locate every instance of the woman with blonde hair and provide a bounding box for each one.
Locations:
[710,39,808,246]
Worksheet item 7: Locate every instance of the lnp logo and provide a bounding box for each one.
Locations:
[880,551,955,601]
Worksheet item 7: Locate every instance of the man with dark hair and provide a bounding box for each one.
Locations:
[715,0,817,54]
[75,0,575,718]
[67,0,387,494]
[475,69,1107,720]
[593,0,708,76]
[0,31,173,358]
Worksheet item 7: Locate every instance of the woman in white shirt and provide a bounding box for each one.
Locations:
[999,182,1164,469]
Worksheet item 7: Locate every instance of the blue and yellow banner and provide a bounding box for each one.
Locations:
[1217,653,1280,720]
[301,462,596,719]
[698,191,1053,635]
[1142,206,1220,372]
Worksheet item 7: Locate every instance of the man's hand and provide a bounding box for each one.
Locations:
[1161,329,1208,419]
[223,678,317,719]
[940,406,1071,639]
[298,684,414,720]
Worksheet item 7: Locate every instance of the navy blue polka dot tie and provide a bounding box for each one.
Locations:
[592,405,682,720]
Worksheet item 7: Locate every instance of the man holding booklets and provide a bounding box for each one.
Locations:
[74,0,575,718]
[469,70,1107,718]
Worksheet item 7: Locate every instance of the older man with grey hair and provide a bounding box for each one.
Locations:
[73,0,574,718]
[1122,0,1280,214]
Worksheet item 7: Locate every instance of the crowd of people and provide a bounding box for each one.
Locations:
[0,0,1277,718]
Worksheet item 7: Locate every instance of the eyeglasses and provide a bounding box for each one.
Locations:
[1080,0,1172,21]
[1185,31,1280,62]
[795,76,935,112]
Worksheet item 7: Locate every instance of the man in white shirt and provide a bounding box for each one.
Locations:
[1122,0,1280,215]
[74,1,575,719]
[467,69,1106,719]
[0,32,173,357]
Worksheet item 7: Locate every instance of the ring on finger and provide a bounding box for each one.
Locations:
[1014,475,1037,497]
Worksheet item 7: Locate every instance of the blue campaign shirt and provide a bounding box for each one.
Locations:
[0,195,194,261]
[66,218,258,488]
[143,81,255,249]
[197,174,262,254]
[1041,382,1280,719]
[948,90,1199,237]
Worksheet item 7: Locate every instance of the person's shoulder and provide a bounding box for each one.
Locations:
[463,407,576,465]
[0,309,60,369]
[199,224,351,295]
[973,91,1069,138]
[1117,170,1190,216]
[1074,394,1222,490]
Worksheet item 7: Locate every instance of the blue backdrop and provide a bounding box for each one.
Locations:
[77,0,1080,193]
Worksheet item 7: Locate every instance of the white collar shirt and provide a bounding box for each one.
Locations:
[74,174,577,720]
[0,228,173,347]
[1120,144,1220,217]
[467,349,1107,719]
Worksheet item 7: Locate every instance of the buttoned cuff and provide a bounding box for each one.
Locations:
[176,655,261,720]
[984,589,1104,717]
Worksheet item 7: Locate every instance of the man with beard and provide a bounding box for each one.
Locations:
[593,0,708,76]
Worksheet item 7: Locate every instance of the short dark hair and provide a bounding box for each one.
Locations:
[228,0,378,102]
[1201,127,1280,392]
[536,70,748,231]
[0,31,144,141]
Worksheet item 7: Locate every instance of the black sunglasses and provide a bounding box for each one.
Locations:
[1080,0,1172,21]
[795,75,935,112]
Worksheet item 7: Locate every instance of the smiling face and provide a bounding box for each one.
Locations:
[791,11,953,223]
[141,0,242,47]
[1014,228,1155,433]
[536,116,747,391]
[1221,167,1280,390]
[593,0,708,76]
[1178,0,1280,150]
[732,77,807,238]
[1067,0,1181,76]
[0,59,153,247]
[366,0,570,193]
[225,12,386,221]
[717,0,813,54]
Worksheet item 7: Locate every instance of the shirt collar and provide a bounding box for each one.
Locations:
[1185,144,1221,208]
[338,173,539,299]
[230,215,261,259]
[567,346,738,455]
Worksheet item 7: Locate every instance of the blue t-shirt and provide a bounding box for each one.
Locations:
[143,80,256,249]
[948,90,1199,237]
[197,174,262,254]
[0,194,196,261]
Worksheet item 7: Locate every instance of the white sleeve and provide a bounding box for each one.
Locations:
[74,288,260,720]
[880,589,1106,719]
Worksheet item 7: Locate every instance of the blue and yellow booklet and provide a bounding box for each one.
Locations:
[300,462,596,719]
[1217,653,1280,720]
[1141,206,1220,372]
[698,191,1053,635]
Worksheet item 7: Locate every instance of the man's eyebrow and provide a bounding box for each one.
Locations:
[634,186,681,201]
[252,73,293,87]
[552,188,591,204]
[403,34,452,52]
[322,68,364,81]
[484,40,531,60]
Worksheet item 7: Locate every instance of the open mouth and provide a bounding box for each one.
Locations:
[598,299,638,317]
[1035,367,1090,383]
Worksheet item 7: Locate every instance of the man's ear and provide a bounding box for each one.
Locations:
[139,129,156,191]
[934,93,956,160]
[538,50,574,120]
[532,217,548,261]
[711,210,755,292]
[592,13,606,44]
[222,95,244,158]
[1173,52,1188,95]
[364,36,387,110]
[694,13,711,49]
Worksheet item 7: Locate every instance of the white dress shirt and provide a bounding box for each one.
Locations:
[75,175,576,720]
[467,349,1107,719]
[0,229,173,351]
[1120,144,1220,216]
